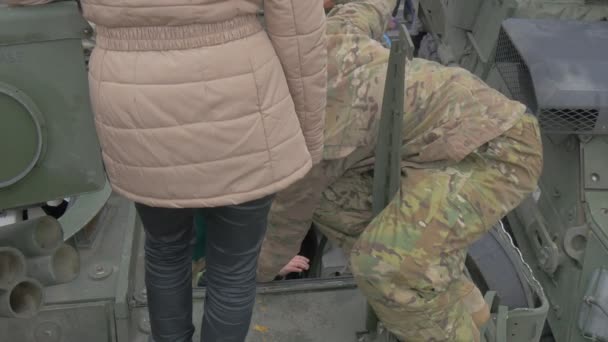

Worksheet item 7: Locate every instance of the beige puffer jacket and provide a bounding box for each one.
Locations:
[8,0,328,208]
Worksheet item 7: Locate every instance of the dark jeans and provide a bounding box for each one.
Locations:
[135,195,273,342]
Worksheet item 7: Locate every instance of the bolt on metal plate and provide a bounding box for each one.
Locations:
[88,262,113,280]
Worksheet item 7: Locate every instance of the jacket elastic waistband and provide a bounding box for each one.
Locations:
[95,15,263,51]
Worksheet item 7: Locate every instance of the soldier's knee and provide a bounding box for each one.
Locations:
[518,114,543,193]
[497,112,544,195]
[526,114,543,180]
[349,239,397,301]
[350,244,449,303]
[349,242,375,283]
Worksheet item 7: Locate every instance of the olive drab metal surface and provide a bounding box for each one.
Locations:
[413,1,608,341]
[0,1,105,211]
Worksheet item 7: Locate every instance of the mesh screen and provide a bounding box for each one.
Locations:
[494,28,600,133]
[539,108,599,133]
[495,28,538,112]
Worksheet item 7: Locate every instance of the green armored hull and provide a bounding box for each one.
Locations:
[1,1,606,341]
[411,0,608,341]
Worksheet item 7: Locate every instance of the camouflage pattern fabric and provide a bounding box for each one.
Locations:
[318,113,542,340]
[323,0,525,162]
[257,146,375,281]
[257,0,543,339]
[258,0,528,281]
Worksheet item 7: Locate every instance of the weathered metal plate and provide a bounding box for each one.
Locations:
[0,302,114,342]
[583,138,608,190]
[0,2,104,210]
[0,2,90,46]
[129,286,368,342]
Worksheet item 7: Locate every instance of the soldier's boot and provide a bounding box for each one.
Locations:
[459,280,490,329]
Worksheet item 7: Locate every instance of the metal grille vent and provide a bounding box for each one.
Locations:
[495,28,538,112]
[539,108,599,133]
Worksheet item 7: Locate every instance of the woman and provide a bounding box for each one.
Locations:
[8,0,328,341]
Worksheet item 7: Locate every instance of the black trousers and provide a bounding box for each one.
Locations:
[135,195,273,342]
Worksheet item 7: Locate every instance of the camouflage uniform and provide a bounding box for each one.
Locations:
[257,0,543,340]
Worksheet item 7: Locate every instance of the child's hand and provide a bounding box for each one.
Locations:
[278,255,310,276]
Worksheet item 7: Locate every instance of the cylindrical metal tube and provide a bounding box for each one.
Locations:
[26,244,80,286]
[0,216,63,257]
[0,278,44,318]
[0,247,27,290]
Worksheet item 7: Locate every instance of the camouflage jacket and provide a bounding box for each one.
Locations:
[259,0,528,280]
[324,0,525,164]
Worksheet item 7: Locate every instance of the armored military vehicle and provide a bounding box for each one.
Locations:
[1,1,605,342]
[0,2,386,341]
[405,1,608,341]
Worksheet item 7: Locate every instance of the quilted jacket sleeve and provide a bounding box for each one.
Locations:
[264,0,328,165]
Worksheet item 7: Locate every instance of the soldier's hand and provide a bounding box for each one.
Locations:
[278,255,310,276]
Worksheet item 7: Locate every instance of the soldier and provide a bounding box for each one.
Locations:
[257,0,543,340]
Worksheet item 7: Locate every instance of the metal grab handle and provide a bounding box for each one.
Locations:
[366,24,414,333]
[371,24,413,216]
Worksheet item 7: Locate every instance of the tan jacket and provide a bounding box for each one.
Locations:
[8,0,328,208]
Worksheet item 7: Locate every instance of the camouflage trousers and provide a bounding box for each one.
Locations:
[315,113,542,341]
